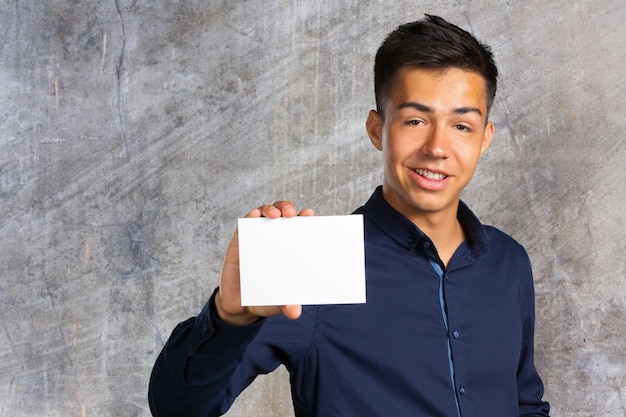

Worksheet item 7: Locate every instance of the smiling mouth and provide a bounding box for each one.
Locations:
[414,168,448,180]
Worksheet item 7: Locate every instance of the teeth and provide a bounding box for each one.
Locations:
[415,168,446,180]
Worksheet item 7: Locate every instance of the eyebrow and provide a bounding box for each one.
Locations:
[397,102,483,117]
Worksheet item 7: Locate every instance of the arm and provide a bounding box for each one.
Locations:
[517,256,551,417]
[148,291,265,416]
[148,201,314,416]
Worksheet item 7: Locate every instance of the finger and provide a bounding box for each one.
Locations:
[257,204,283,218]
[257,201,297,218]
[244,207,263,219]
[272,201,297,217]
[245,304,302,321]
[281,304,302,320]
[298,208,315,217]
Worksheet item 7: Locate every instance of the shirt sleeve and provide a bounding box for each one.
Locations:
[148,288,266,417]
[517,255,551,417]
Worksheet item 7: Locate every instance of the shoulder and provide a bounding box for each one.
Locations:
[483,225,531,266]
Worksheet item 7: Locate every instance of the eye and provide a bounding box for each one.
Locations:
[406,119,424,126]
[455,124,471,132]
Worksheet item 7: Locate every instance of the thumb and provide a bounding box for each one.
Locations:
[281,305,303,320]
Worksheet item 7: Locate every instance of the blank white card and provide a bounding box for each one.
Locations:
[238,215,366,306]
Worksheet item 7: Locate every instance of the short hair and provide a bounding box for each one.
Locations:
[374,15,498,118]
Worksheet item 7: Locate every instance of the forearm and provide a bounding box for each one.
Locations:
[148,290,264,416]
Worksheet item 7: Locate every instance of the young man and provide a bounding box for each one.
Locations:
[149,15,550,417]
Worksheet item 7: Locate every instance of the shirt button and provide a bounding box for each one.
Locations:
[459,386,466,395]
[452,330,460,339]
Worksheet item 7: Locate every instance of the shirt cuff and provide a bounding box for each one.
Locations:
[195,288,266,353]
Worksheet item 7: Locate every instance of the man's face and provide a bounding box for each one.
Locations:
[366,67,494,226]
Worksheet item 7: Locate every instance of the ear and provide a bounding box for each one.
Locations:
[366,110,383,151]
[480,121,495,156]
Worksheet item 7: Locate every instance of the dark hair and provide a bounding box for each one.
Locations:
[374,15,498,117]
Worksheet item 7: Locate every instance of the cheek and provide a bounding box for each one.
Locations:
[383,149,406,175]
[458,150,483,177]
[382,137,411,166]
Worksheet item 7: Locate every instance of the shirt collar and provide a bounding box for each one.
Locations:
[359,186,489,259]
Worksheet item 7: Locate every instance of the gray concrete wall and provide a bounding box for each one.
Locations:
[1,1,624,416]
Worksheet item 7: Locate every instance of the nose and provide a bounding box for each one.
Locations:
[420,124,449,159]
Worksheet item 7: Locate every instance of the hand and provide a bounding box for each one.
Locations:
[215,201,315,326]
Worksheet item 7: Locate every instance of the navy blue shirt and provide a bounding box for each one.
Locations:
[149,187,550,416]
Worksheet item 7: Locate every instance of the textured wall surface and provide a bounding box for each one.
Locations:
[1,1,624,416]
